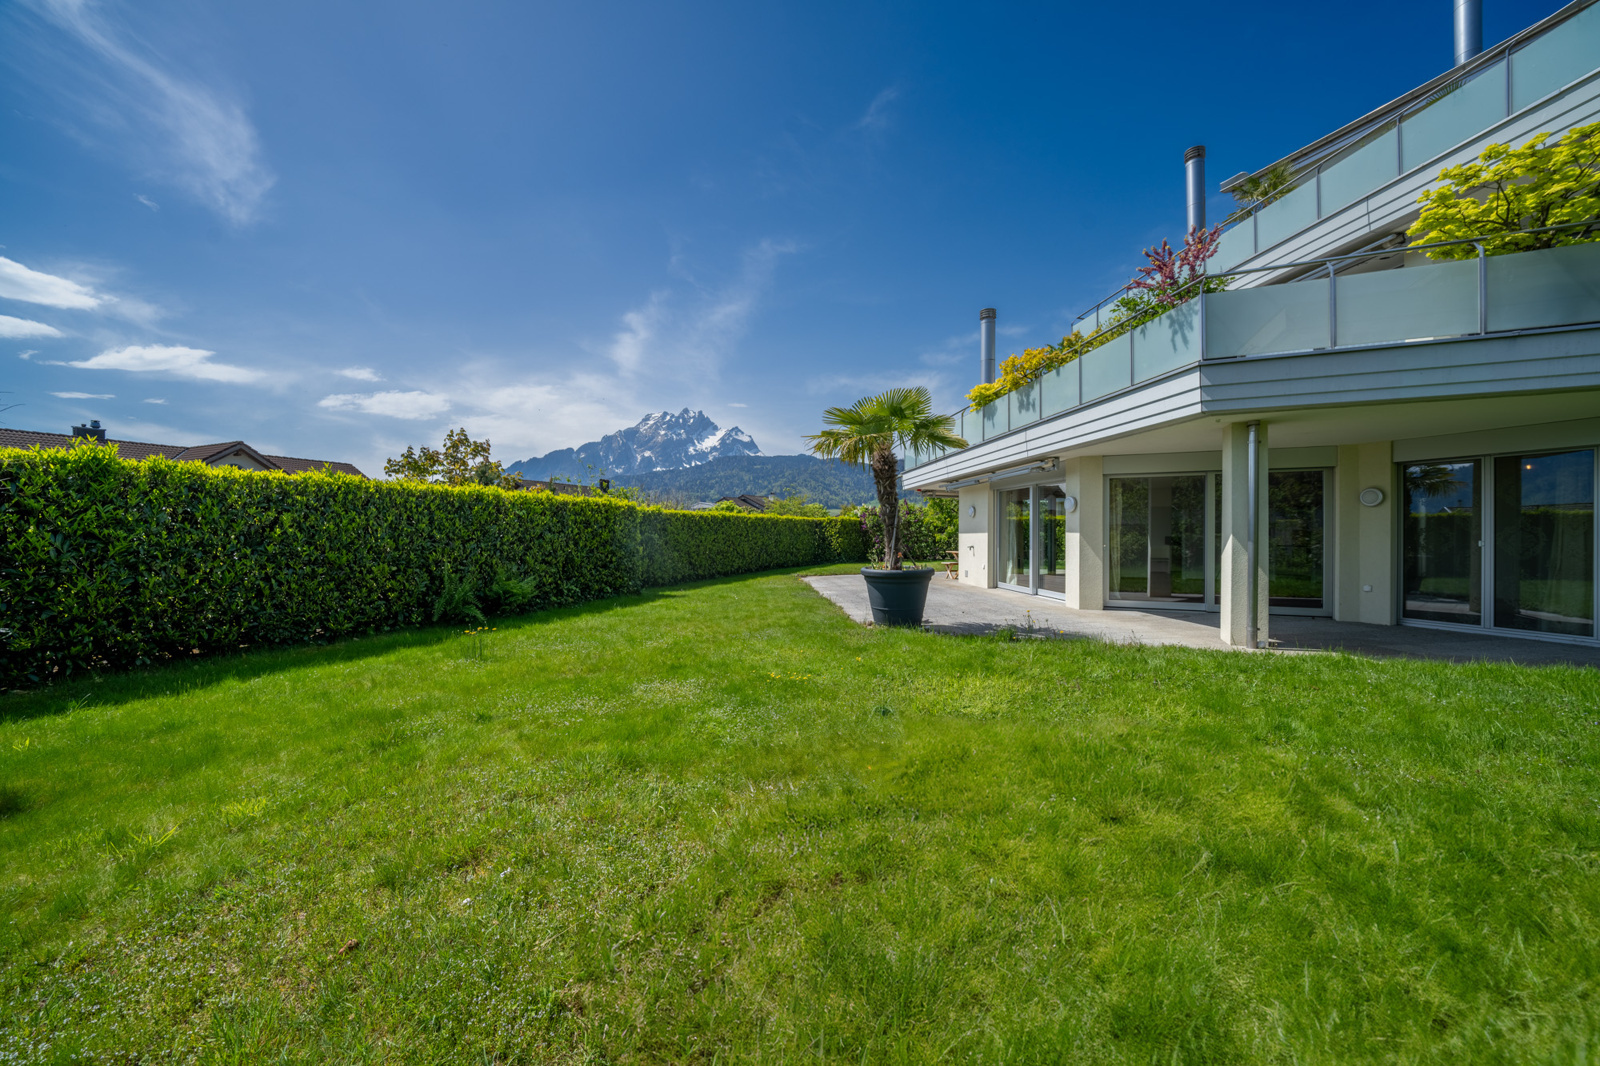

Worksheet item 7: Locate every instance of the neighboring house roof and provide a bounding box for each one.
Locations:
[716,494,769,512]
[0,428,366,478]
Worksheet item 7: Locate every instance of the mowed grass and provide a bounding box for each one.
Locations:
[2,568,1598,1065]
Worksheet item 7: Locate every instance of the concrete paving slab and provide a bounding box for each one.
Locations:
[802,574,1600,668]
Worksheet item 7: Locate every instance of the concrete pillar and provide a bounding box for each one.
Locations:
[957,483,991,587]
[1334,442,1397,624]
[1060,456,1105,610]
[1220,422,1269,646]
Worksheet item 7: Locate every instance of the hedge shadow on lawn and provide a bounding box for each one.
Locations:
[0,567,841,724]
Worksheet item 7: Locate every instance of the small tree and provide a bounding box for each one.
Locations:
[765,493,829,518]
[807,387,966,570]
[384,428,520,488]
[1128,225,1226,306]
[1409,121,1600,259]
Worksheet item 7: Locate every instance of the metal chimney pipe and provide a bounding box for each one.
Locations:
[1454,0,1482,66]
[979,308,997,384]
[1184,146,1206,235]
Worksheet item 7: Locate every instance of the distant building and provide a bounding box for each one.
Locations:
[715,494,770,512]
[0,421,365,477]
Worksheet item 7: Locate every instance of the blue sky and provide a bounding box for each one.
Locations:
[0,0,1561,476]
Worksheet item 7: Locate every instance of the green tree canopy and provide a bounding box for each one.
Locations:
[384,428,520,488]
[1410,121,1600,259]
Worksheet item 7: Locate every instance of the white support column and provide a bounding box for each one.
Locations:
[1220,422,1269,647]
[1060,456,1105,610]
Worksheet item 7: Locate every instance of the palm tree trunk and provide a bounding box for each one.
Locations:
[871,447,901,570]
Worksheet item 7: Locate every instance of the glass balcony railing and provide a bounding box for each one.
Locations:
[1212,0,1600,271]
[902,240,1600,474]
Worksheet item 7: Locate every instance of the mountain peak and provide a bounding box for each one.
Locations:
[512,410,762,479]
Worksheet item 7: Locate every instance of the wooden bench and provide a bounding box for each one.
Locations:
[942,550,959,579]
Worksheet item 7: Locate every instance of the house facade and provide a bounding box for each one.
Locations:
[903,0,1600,649]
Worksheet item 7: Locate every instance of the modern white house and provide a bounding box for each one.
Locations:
[903,0,1600,649]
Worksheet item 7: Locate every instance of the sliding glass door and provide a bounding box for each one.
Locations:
[1108,475,1209,607]
[1492,451,1594,638]
[1402,450,1595,640]
[997,488,1031,591]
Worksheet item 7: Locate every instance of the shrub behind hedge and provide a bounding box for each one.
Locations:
[0,445,868,688]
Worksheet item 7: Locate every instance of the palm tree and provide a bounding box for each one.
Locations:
[807,386,967,570]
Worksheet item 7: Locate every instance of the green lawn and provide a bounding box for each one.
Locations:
[2,566,1598,1064]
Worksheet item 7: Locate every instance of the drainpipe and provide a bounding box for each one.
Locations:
[1184,146,1206,235]
[1454,0,1482,66]
[1246,420,1261,649]
[980,308,997,384]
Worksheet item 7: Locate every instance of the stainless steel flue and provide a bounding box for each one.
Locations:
[1184,146,1206,234]
[979,308,997,384]
[1454,0,1482,65]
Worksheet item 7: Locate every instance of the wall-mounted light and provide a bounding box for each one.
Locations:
[968,505,976,517]
[1359,487,1385,507]
[1062,495,1078,514]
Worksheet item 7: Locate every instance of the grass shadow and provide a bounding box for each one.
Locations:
[0,564,858,723]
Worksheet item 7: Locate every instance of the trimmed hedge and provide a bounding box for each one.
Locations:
[0,445,869,688]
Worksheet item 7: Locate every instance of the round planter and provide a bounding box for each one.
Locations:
[860,567,935,627]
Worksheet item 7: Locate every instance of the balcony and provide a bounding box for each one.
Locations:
[1212,0,1600,270]
[906,240,1600,473]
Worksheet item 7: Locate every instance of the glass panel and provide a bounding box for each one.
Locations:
[1132,300,1201,381]
[1317,124,1398,217]
[1039,361,1079,415]
[997,488,1031,587]
[1205,278,1330,357]
[1212,473,1222,606]
[1403,460,1482,625]
[1511,1,1600,112]
[1109,478,1149,599]
[1108,476,1207,604]
[1336,259,1478,346]
[1039,486,1068,596]
[1080,334,1131,401]
[1212,219,1255,272]
[1401,60,1507,173]
[1493,450,1595,637]
[1253,181,1317,251]
[980,401,1004,441]
[1268,471,1325,609]
[1486,242,1600,332]
[1010,381,1040,428]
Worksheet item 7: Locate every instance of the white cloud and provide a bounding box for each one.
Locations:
[727,402,748,408]
[605,238,796,381]
[18,350,38,360]
[135,193,158,210]
[335,366,382,382]
[51,391,114,399]
[855,87,899,132]
[0,257,103,309]
[21,0,275,224]
[0,314,64,338]
[68,344,264,383]
[142,397,166,404]
[319,390,450,420]
[607,293,664,375]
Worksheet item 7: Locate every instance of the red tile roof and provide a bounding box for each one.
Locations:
[0,428,366,477]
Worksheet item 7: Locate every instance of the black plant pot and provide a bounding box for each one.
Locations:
[860,567,935,627]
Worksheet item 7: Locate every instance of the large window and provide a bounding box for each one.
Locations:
[1108,475,1207,605]
[997,488,1031,589]
[1493,450,1594,637]
[1401,450,1595,640]
[1268,471,1327,609]
[1403,460,1482,625]
[1039,487,1068,596]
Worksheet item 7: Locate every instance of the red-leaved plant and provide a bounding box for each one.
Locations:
[1129,224,1224,307]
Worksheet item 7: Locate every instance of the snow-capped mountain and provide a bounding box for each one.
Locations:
[510,409,762,479]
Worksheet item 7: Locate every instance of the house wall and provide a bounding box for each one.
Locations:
[957,483,990,586]
[1334,442,1398,625]
[1061,456,1104,610]
[210,452,270,472]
